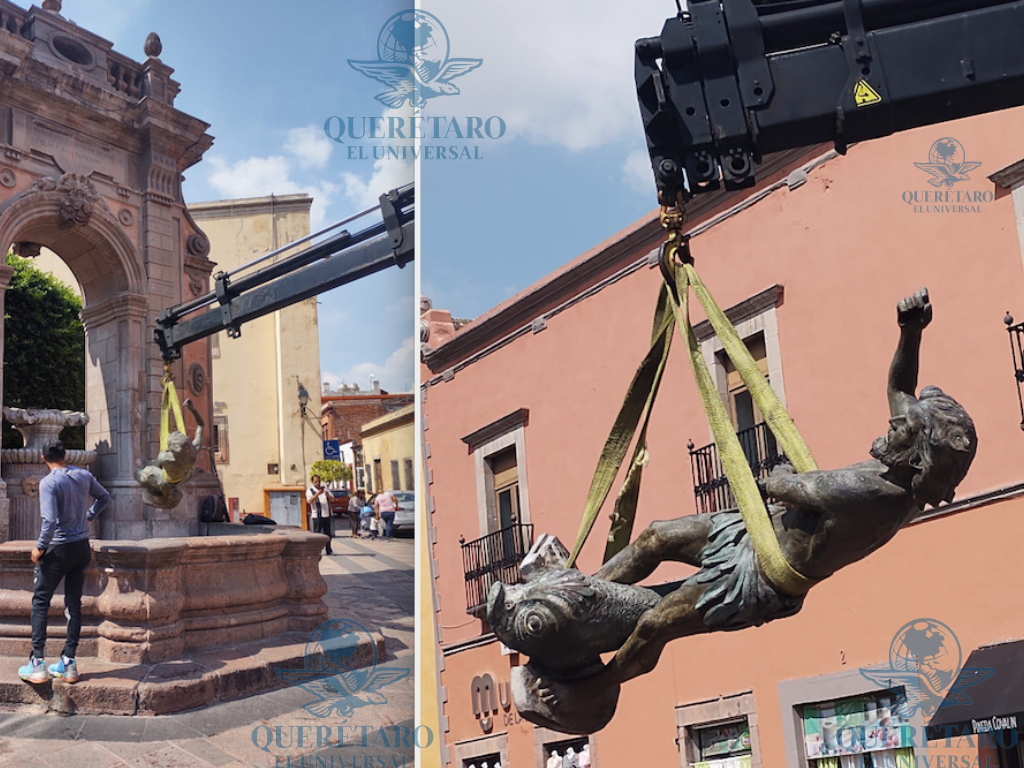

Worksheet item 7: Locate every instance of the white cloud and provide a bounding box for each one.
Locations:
[323,336,416,394]
[285,125,335,170]
[622,149,654,195]
[342,155,413,210]
[205,154,338,229]
[419,0,670,151]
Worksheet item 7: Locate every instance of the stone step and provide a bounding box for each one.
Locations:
[0,630,385,715]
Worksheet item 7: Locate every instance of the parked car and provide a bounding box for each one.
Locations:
[391,491,415,532]
[328,487,350,518]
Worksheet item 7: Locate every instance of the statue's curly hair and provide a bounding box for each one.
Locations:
[882,386,977,508]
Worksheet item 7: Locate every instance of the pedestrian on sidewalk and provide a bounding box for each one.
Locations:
[362,495,378,539]
[20,441,111,685]
[306,475,335,556]
[375,489,398,541]
[348,491,365,538]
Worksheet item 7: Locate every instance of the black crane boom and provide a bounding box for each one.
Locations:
[637,0,1024,202]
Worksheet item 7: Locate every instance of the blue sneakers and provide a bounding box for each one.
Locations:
[48,655,79,683]
[18,656,49,684]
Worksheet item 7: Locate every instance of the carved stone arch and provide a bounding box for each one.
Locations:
[0,173,146,303]
[0,173,151,532]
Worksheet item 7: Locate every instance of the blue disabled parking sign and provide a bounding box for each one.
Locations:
[323,440,341,461]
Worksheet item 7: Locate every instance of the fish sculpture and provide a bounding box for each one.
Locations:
[487,568,660,676]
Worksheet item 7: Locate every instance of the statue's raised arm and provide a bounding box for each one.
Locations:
[888,287,932,417]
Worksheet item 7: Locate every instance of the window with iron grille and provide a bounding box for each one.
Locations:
[691,327,786,513]
[390,459,400,490]
[212,416,229,464]
[403,458,414,491]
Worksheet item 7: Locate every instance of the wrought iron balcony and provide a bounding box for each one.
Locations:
[1005,312,1024,430]
[688,421,785,514]
[460,523,534,618]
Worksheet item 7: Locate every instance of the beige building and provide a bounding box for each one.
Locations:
[189,194,323,523]
[360,402,414,494]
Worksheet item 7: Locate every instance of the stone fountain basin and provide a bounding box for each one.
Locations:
[0,529,365,715]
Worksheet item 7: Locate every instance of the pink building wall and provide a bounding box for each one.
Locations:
[424,106,1024,767]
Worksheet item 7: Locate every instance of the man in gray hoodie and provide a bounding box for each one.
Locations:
[19,440,110,684]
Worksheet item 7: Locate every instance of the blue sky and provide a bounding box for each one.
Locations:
[419,0,677,319]
[62,0,415,393]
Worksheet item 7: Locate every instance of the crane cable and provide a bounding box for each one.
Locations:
[566,204,819,597]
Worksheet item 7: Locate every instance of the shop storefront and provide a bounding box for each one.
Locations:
[929,640,1024,768]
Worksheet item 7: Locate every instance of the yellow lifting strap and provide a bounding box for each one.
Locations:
[674,259,818,597]
[159,368,192,485]
[566,243,820,597]
[566,283,675,568]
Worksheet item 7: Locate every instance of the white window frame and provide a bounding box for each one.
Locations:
[453,733,508,768]
[695,285,786,443]
[778,668,931,768]
[461,409,532,536]
[676,691,762,768]
[212,415,229,464]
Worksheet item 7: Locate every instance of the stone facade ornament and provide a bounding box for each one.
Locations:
[29,173,112,227]
[42,0,62,13]
[188,362,206,395]
[186,232,210,258]
[12,242,40,258]
[21,476,40,499]
[144,32,163,59]
[185,268,206,297]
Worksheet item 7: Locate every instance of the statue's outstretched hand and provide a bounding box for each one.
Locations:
[897,288,932,331]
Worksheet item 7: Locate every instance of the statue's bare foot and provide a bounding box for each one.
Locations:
[511,664,620,735]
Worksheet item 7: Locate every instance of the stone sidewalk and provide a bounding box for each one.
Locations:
[0,530,415,767]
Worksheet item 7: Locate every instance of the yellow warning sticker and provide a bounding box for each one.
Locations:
[853,79,882,107]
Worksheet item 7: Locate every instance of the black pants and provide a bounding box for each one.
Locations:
[313,516,334,554]
[32,539,91,659]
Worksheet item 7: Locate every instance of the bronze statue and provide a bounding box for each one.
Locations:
[488,289,977,734]
[135,398,204,509]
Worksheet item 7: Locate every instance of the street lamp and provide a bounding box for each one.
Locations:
[298,381,310,513]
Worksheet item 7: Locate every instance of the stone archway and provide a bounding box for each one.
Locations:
[0,0,223,540]
[0,172,209,540]
[0,173,147,536]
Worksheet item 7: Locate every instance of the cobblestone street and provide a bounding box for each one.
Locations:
[0,532,415,768]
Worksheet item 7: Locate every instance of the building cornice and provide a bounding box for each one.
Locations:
[188,194,313,220]
[440,632,498,656]
[460,408,529,452]
[692,285,785,343]
[990,158,1024,190]
[360,403,415,437]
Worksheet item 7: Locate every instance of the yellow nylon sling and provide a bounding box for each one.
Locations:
[566,283,675,567]
[566,250,820,597]
[674,260,818,596]
[159,371,192,485]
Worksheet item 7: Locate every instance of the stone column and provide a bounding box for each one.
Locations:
[0,264,14,542]
[80,293,150,540]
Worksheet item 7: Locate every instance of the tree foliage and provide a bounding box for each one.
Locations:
[310,459,352,485]
[3,253,85,449]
